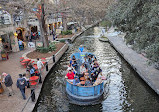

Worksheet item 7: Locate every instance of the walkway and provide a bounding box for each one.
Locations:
[105,28,159,95]
[0,48,33,112]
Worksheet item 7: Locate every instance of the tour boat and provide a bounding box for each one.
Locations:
[66,52,104,105]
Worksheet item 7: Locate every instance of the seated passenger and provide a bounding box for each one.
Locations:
[65,68,75,80]
[72,56,77,69]
[67,65,77,75]
[96,67,102,75]
[91,63,98,73]
[88,55,92,64]
[72,61,78,70]
[84,57,88,69]
[94,61,99,67]
[80,63,86,75]
[85,78,92,86]
[91,72,98,82]
[69,58,72,65]
[72,55,76,63]
[92,56,97,62]
[84,72,89,80]
[93,76,102,86]
[73,76,80,86]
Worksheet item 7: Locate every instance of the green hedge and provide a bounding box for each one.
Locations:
[36,47,49,53]
[59,39,66,43]
[61,30,72,35]
[36,42,56,53]
[100,20,112,28]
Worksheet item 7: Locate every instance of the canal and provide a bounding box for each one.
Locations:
[34,27,159,112]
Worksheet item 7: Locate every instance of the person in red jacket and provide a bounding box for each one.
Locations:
[65,68,75,81]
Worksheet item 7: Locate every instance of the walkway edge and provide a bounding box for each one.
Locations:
[106,34,159,95]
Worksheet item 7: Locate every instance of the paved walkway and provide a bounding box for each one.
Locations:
[0,48,33,112]
[0,41,68,112]
[105,28,159,95]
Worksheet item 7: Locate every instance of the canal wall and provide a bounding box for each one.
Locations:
[106,30,159,95]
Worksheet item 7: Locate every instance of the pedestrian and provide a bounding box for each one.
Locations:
[37,58,44,74]
[18,39,24,50]
[29,65,35,76]
[23,73,30,88]
[16,74,27,100]
[2,73,14,96]
[52,31,56,40]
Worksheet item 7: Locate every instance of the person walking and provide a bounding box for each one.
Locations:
[16,74,27,100]
[37,58,44,74]
[52,31,56,41]
[2,72,14,96]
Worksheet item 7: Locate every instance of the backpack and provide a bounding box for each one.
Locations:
[19,80,25,86]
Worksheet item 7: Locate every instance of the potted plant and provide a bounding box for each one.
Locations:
[1,49,8,60]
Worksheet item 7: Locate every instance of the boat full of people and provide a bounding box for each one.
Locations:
[65,46,106,105]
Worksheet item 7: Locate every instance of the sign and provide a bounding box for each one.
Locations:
[56,29,61,34]
[36,41,43,47]
[28,42,35,48]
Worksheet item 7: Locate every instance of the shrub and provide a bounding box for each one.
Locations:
[49,42,56,52]
[59,39,65,43]
[36,47,49,53]
[36,42,56,53]
[100,20,112,28]
[61,30,72,35]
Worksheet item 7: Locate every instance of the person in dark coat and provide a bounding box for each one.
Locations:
[2,72,14,96]
[16,74,27,100]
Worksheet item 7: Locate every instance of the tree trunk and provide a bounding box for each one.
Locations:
[41,3,49,48]
[63,17,67,31]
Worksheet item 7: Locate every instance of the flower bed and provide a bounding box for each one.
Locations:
[26,42,65,59]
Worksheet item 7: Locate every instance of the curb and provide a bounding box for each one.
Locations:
[98,37,109,42]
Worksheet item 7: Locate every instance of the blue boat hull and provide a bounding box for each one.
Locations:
[66,80,104,105]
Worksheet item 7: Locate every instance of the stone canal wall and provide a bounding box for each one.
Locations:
[106,30,159,95]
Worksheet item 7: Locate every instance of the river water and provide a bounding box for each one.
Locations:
[34,27,159,112]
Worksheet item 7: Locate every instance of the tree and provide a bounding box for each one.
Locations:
[108,0,159,63]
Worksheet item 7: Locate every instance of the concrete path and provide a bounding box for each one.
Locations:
[105,28,159,95]
[0,48,33,112]
[0,43,68,112]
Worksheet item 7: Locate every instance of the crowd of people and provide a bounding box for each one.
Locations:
[1,58,44,100]
[65,51,104,87]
